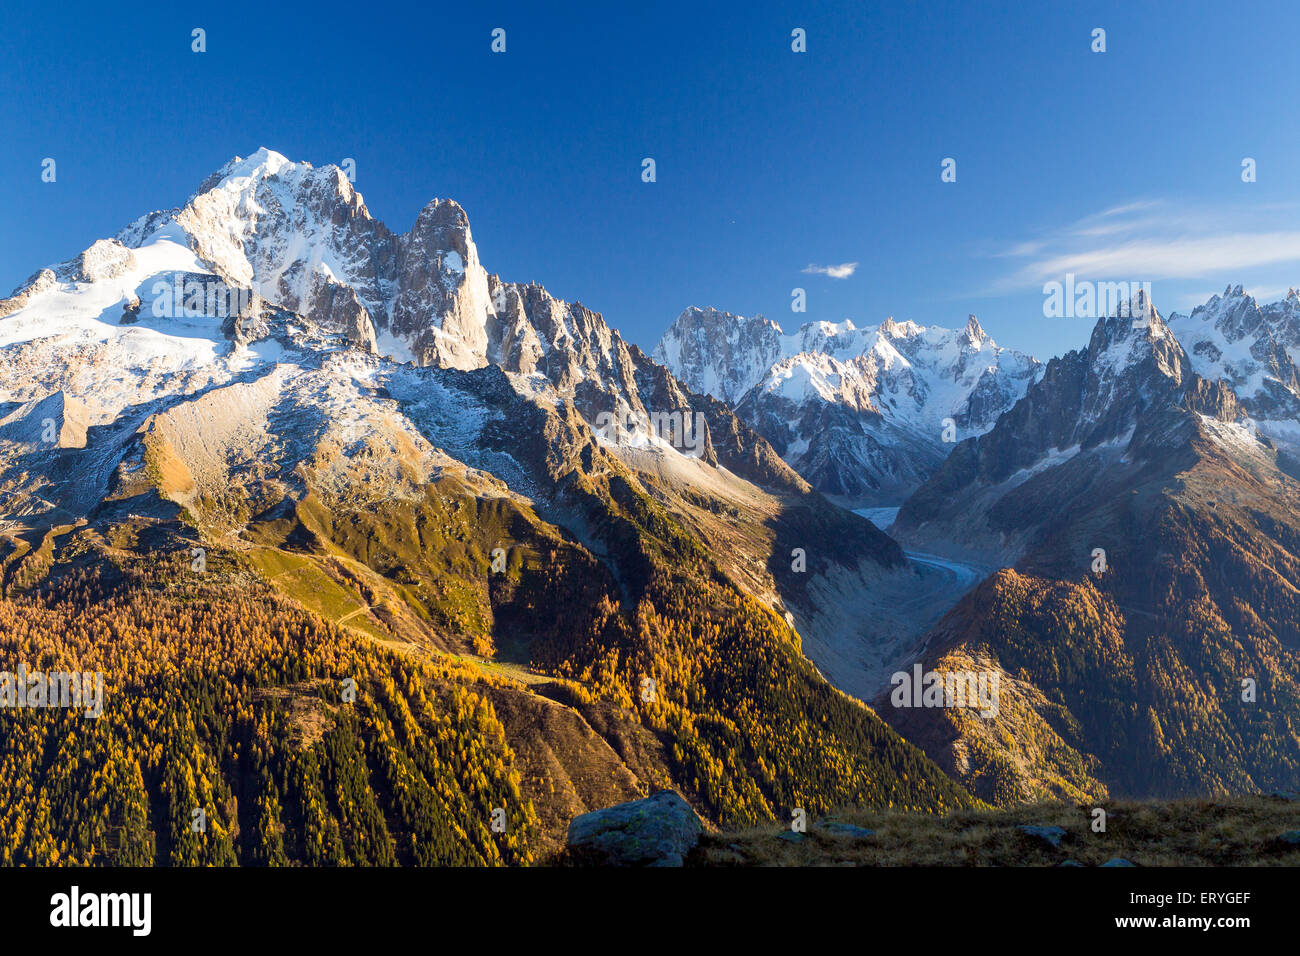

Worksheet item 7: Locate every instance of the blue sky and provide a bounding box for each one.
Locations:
[3,0,1299,362]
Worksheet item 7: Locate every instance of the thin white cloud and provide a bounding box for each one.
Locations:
[803,261,858,279]
[987,200,1300,294]
[1095,200,1161,218]
[1014,233,1300,285]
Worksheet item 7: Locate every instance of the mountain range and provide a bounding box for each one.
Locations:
[885,291,1300,803]
[4,149,1300,865]
[655,307,1042,504]
[658,287,1300,806]
[0,150,973,864]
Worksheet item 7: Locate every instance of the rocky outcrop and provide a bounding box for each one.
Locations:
[67,239,136,282]
[1019,824,1067,848]
[565,790,704,866]
[0,391,89,449]
[390,198,491,369]
[306,277,378,353]
[0,268,57,318]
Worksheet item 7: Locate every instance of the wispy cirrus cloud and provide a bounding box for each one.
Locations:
[986,200,1300,294]
[802,261,859,279]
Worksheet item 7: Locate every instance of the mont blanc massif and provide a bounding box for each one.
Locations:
[3,150,1300,865]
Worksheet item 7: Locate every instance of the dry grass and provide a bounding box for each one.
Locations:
[694,795,1300,866]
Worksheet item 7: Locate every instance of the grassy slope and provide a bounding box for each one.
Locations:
[249,469,977,825]
[694,795,1300,866]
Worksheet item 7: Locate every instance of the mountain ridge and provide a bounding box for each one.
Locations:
[882,296,1300,804]
[0,150,976,864]
[654,304,1043,504]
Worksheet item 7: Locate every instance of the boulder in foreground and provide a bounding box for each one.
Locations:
[565,790,704,866]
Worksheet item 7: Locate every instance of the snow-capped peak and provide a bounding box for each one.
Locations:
[215,146,294,181]
[0,149,729,485]
[101,149,512,369]
[1164,284,1300,450]
[652,306,785,404]
[655,305,1042,503]
[1086,294,1175,373]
